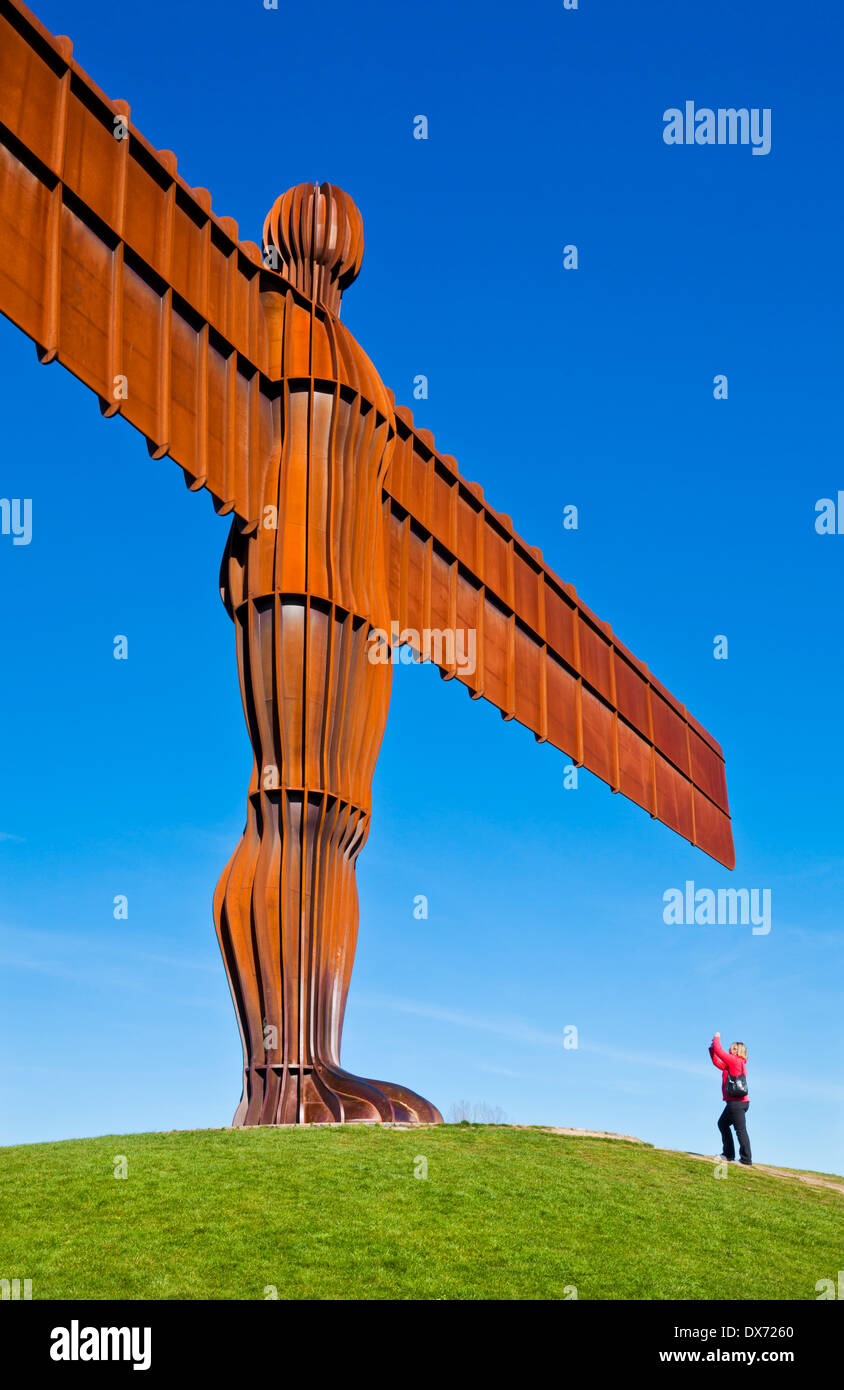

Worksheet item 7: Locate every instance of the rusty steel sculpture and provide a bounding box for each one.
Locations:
[0,0,734,1125]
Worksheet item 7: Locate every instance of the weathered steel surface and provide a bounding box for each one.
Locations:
[212,184,440,1122]
[0,0,734,1125]
[383,444,733,867]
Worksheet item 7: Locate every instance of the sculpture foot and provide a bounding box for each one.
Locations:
[233,1061,442,1126]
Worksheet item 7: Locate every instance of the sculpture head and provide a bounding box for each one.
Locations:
[263,182,364,314]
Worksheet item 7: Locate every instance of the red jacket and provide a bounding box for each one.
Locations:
[709,1035,748,1102]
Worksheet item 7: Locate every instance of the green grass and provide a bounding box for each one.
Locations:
[0,1126,839,1300]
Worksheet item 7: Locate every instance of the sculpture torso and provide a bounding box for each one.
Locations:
[219,292,397,812]
[221,297,396,634]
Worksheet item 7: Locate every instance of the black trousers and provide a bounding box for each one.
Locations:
[718,1101,751,1163]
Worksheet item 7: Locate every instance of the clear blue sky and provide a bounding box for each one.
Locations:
[1,0,841,1172]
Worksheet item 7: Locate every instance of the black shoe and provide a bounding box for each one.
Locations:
[739,1160,753,1167]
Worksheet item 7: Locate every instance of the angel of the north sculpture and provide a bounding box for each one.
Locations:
[0,0,733,1127]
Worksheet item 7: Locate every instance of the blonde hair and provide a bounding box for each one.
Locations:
[730,1041,748,1061]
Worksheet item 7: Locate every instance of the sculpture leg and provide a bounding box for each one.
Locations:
[213,585,441,1125]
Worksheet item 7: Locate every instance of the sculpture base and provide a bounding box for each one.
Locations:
[232,1062,442,1127]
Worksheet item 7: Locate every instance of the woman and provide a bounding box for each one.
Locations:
[709,1032,752,1166]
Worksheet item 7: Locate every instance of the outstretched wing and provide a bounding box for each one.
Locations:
[0,0,288,530]
[382,407,735,869]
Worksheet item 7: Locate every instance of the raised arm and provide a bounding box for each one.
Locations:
[382,406,735,869]
[711,1033,732,1065]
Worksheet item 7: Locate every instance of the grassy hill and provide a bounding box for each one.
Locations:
[0,1125,839,1300]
